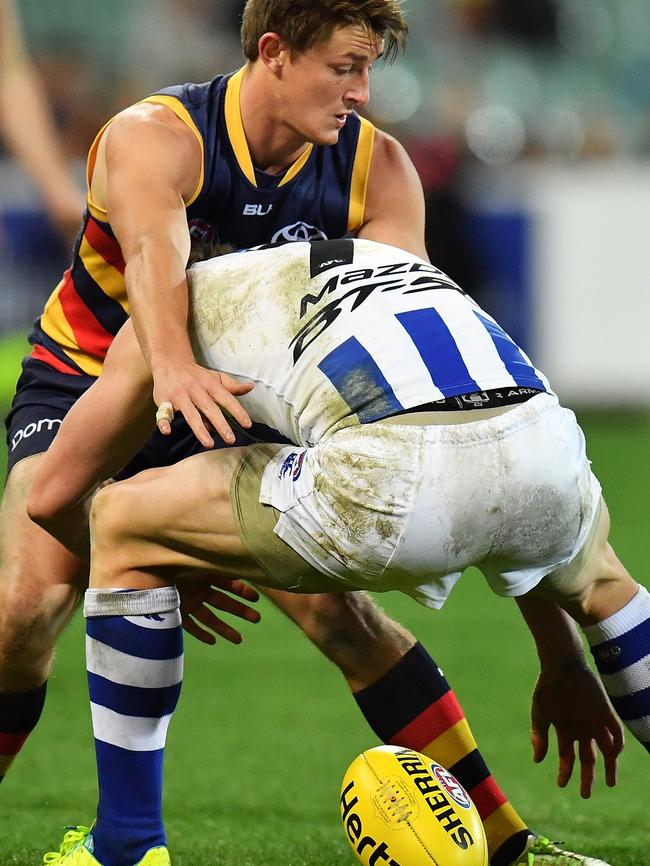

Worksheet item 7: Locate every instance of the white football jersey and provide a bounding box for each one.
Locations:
[188,239,549,446]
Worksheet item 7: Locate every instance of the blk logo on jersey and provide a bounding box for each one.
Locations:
[278,450,305,482]
[272,221,327,243]
[243,203,273,216]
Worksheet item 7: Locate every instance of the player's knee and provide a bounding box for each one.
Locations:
[89,482,137,561]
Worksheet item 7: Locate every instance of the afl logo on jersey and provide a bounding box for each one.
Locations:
[278,450,306,482]
[272,221,328,243]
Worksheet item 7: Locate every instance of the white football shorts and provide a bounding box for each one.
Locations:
[233,393,601,608]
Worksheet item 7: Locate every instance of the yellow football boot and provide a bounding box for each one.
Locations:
[42,826,171,866]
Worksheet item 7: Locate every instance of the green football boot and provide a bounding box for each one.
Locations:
[42,826,171,866]
[512,834,612,866]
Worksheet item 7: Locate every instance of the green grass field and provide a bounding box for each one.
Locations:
[0,335,648,865]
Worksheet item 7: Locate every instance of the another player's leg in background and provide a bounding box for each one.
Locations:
[544,500,650,753]
[263,590,530,866]
[0,455,85,784]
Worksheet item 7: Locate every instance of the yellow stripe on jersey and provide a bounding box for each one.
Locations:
[418,718,478,768]
[280,143,314,186]
[86,118,113,220]
[39,289,103,377]
[79,235,129,314]
[141,95,205,205]
[85,94,205,217]
[225,68,256,185]
[225,67,314,188]
[347,116,375,233]
[39,280,76,349]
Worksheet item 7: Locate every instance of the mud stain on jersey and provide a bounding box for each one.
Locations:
[187,251,311,359]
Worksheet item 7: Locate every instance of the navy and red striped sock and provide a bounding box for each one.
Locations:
[354,643,528,866]
[0,682,47,783]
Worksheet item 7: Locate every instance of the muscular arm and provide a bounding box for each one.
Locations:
[27,322,156,554]
[0,0,84,239]
[359,130,428,260]
[516,593,623,797]
[27,315,253,554]
[98,105,250,447]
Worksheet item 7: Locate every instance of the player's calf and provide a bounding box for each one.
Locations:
[265,589,414,689]
[0,456,86,783]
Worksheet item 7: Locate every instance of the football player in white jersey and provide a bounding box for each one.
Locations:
[29,240,648,866]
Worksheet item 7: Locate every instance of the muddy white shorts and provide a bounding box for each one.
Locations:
[233,394,601,608]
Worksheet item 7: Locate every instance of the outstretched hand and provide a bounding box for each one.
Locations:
[153,362,253,447]
[179,577,261,645]
[530,662,624,798]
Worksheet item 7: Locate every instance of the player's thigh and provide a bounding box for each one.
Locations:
[0,455,87,627]
[90,446,270,582]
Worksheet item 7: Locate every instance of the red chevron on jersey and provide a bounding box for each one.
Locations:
[31,343,83,375]
[58,270,114,360]
[84,216,125,274]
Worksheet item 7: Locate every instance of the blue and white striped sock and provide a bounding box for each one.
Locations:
[84,586,183,866]
[584,584,650,753]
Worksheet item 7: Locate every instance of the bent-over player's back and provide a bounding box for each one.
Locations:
[188,238,550,447]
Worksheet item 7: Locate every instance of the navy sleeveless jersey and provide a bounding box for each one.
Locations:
[150,67,376,248]
[31,67,376,377]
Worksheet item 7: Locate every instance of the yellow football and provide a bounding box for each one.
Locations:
[340,745,488,866]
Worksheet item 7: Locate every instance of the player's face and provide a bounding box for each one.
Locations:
[281,24,383,145]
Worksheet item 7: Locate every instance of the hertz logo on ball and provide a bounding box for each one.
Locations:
[340,746,488,866]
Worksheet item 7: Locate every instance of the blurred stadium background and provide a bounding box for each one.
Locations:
[0,2,648,864]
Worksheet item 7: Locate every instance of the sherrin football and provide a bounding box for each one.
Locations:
[341,746,487,866]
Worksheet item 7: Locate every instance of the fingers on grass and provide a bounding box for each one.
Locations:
[597,728,620,788]
[556,736,575,788]
[530,729,548,763]
[578,738,596,799]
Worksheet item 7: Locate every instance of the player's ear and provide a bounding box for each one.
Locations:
[257,32,289,73]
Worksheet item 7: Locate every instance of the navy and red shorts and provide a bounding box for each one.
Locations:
[4,355,253,480]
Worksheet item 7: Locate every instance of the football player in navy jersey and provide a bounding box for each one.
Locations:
[0,3,621,865]
[29,239,645,866]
